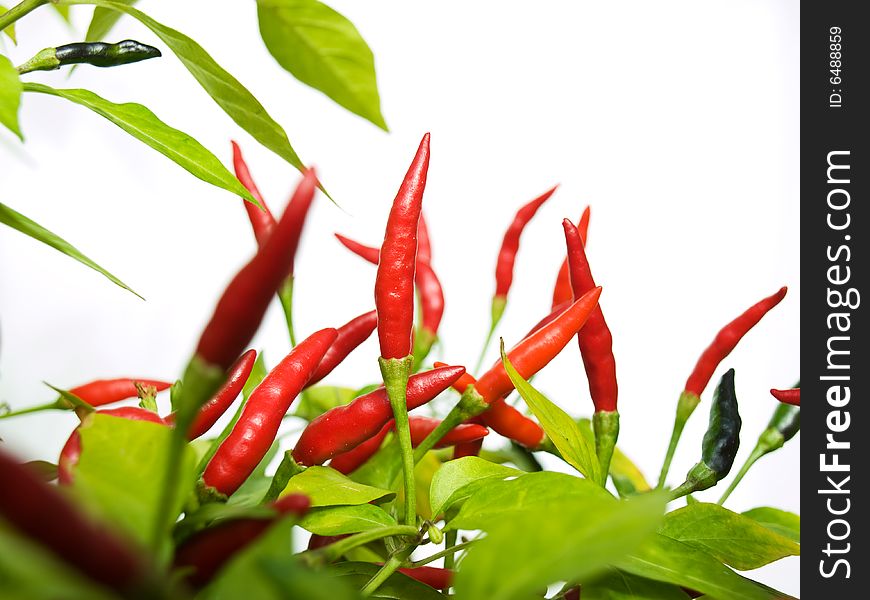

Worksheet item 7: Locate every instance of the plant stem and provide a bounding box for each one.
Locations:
[0,401,60,419]
[717,442,766,505]
[362,547,414,597]
[312,525,419,565]
[380,356,416,526]
[261,451,305,503]
[474,296,506,374]
[0,0,47,30]
[593,410,619,487]
[413,389,488,463]
[278,276,297,347]
[412,539,475,568]
[656,391,701,489]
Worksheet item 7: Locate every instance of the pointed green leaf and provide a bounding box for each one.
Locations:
[0,201,140,297]
[659,502,799,570]
[453,491,667,600]
[281,466,395,506]
[502,348,601,483]
[1,5,17,43]
[85,1,138,41]
[298,504,396,536]
[52,3,72,22]
[614,534,795,600]
[1,54,22,139]
[429,456,524,518]
[257,0,387,130]
[63,0,307,173]
[22,82,256,203]
[582,568,691,599]
[742,506,800,544]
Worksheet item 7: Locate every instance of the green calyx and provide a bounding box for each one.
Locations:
[593,410,620,486]
[379,355,416,526]
[671,460,718,500]
[16,47,60,74]
[656,390,701,489]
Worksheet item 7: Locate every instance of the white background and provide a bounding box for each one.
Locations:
[1,1,799,595]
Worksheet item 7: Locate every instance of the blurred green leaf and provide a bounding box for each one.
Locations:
[1,54,22,139]
[73,414,196,547]
[453,491,667,600]
[298,504,396,536]
[502,349,601,483]
[52,3,72,22]
[23,82,256,203]
[85,1,138,41]
[659,503,799,570]
[282,466,395,506]
[429,456,523,518]
[295,386,358,420]
[582,568,690,599]
[64,0,307,173]
[614,534,795,599]
[742,506,800,543]
[448,470,611,532]
[256,0,387,130]
[330,562,443,599]
[1,5,17,44]
[0,201,140,297]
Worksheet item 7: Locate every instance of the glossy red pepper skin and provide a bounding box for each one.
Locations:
[770,388,800,406]
[164,350,258,440]
[494,185,558,299]
[231,141,276,247]
[292,364,466,466]
[329,420,393,474]
[563,219,617,412]
[552,206,590,309]
[196,169,318,371]
[684,287,788,397]
[173,493,309,589]
[58,406,167,485]
[306,310,378,387]
[335,233,379,264]
[67,379,172,408]
[0,449,152,595]
[203,328,337,496]
[397,566,453,590]
[375,133,431,359]
[416,213,433,265]
[474,287,602,403]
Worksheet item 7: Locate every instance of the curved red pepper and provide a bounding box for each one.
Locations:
[203,328,337,496]
[196,169,318,371]
[684,287,788,397]
[306,310,378,387]
[552,206,590,309]
[563,219,617,412]
[397,566,453,590]
[375,133,431,359]
[770,388,800,406]
[417,212,433,265]
[231,141,276,247]
[292,364,466,466]
[67,379,172,408]
[335,233,380,264]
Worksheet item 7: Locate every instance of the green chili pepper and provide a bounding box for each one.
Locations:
[16,40,161,74]
[671,368,741,500]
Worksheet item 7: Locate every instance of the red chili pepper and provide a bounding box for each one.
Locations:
[307,533,347,551]
[770,388,800,406]
[435,362,544,449]
[306,310,378,387]
[164,350,258,440]
[58,406,167,485]
[417,212,433,265]
[329,420,393,474]
[563,219,617,413]
[196,169,318,371]
[453,434,485,459]
[474,287,602,403]
[494,185,558,301]
[397,566,454,590]
[203,328,337,496]
[231,141,276,247]
[409,416,488,448]
[552,206,590,309]
[335,233,380,264]
[292,364,466,466]
[173,493,310,589]
[375,133,430,360]
[684,287,788,398]
[67,378,172,408]
[0,448,153,595]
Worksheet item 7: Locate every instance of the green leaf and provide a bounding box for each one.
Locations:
[295,386,358,420]
[453,491,667,600]
[0,201,140,297]
[582,568,691,599]
[85,1,138,41]
[1,5,17,44]
[63,0,307,173]
[613,534,795,600]
[501,349,601,483]
[579,418,650,495]
[52,3,72,22]
[281,466,395,507]
[448,471,611,532]
[0,54,22,139]
[298,504,396,536]
[73,413,196,547]
[429,456,523,517]
[23,82,256,203]
[659,502,799,570]
[202,517,361,600]
[742,506,800,544]
[0,526,117,600]
[256,0,387,130]
[330,562,443,600]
